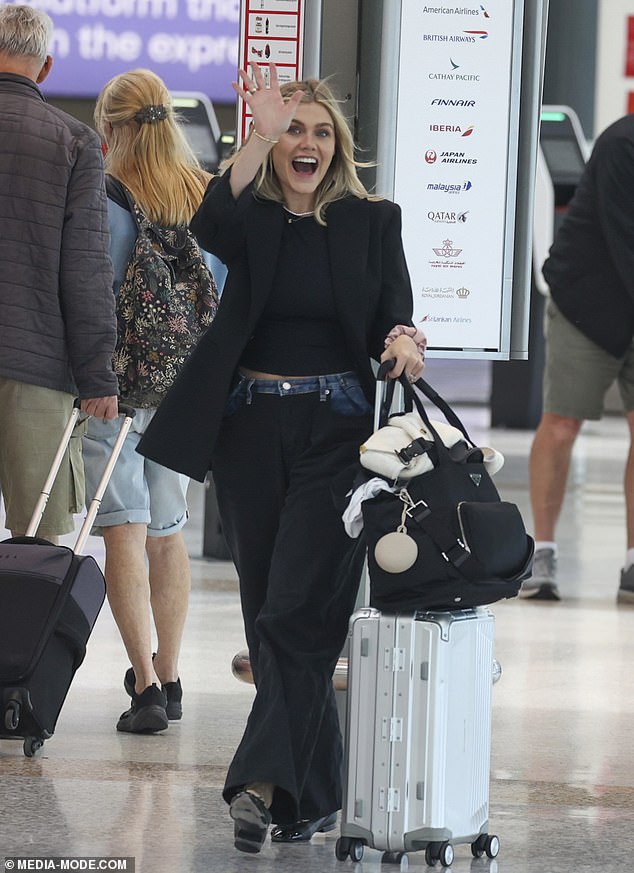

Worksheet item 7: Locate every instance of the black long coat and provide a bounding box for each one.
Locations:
[137,173,415,481]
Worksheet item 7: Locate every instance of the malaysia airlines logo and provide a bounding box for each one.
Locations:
[427,180,473,194]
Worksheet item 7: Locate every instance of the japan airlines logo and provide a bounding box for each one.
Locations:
[425,150,438,164]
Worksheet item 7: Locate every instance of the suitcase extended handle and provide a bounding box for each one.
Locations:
[26,403,136,553]
[72,397,136,420]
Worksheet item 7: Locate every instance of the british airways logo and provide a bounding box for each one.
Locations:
[422,31,488,43]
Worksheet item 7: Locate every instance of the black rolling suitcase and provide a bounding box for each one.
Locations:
[0,402,134,756]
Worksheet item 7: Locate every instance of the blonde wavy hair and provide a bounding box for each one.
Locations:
[95,69,212,226]
[222,78,377,225]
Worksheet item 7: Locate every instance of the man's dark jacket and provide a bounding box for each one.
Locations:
[542,112,634,358]
[138,173,414,482]
[0,73,117,397]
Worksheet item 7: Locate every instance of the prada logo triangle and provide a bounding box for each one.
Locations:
[469,473,482,486]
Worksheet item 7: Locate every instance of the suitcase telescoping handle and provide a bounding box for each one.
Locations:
[374,358,398,432]
[25,400,136,555]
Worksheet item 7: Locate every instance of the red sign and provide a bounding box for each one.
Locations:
[626,16,634,77]
[237,0,305,144]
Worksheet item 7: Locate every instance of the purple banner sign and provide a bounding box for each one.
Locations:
[7,0,240,102]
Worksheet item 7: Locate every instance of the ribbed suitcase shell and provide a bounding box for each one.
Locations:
[341,607,495,857]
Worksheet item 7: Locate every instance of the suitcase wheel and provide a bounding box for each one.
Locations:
[471,834,500,860]
[23,736,43,757]
[381,852,408,868]
[335,836,364,862]
[4,700,20,731]
[425,841,453,867]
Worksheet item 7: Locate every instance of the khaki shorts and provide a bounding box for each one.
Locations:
[543,299,634,419]
[0,378,85,537]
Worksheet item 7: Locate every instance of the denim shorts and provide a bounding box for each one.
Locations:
[224,370,372,417]
[82,407,189,537]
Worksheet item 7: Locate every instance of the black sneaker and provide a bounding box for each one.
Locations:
[124,659,183,720]
[116,684,168,733]
[230,791,272,854]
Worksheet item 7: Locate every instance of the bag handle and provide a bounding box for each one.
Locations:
[376,359,476,456]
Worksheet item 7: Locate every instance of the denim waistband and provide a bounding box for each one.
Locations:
[237,370,360,402]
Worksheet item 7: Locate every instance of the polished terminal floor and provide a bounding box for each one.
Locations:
[2,361,634,873]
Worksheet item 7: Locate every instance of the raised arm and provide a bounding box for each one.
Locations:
[229,62,304,199]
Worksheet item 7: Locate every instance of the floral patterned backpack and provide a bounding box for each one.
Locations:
[107,177,219,408]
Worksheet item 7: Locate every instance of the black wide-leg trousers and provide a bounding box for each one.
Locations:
[212,387,370,825]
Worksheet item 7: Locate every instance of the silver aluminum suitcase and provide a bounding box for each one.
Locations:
[337,606,500,866]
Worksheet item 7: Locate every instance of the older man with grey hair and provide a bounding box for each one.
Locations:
[0,4,118,541]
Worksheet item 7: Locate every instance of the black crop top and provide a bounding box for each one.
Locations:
[239,212,354,375]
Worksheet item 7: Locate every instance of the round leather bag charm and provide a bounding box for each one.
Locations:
[374,530,418,573]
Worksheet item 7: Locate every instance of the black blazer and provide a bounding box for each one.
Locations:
[137,173,415,481]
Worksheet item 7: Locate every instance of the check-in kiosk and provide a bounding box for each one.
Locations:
[490,106,588,428]
[171,92,222,173]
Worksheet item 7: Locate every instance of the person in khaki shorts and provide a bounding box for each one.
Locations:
[526,111,634,603]
[0,5,118,540]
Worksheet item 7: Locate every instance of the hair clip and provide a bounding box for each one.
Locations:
[134,104,168,125]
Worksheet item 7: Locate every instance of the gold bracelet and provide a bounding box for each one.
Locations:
[252,128,279,145]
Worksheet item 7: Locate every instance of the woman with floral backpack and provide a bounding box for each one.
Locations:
[83,68,219,734]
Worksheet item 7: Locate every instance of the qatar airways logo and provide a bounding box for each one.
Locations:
[427,210,470,224]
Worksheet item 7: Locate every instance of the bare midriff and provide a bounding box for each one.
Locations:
[239,367,314,381]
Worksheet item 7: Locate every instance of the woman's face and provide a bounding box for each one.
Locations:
[271,101,336,212]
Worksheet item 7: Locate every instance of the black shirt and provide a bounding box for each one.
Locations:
[240,212,354,374]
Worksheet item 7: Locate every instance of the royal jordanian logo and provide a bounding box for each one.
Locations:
[456,286,470,298]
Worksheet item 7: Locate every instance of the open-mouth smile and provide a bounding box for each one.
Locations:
[292,156,318,175]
